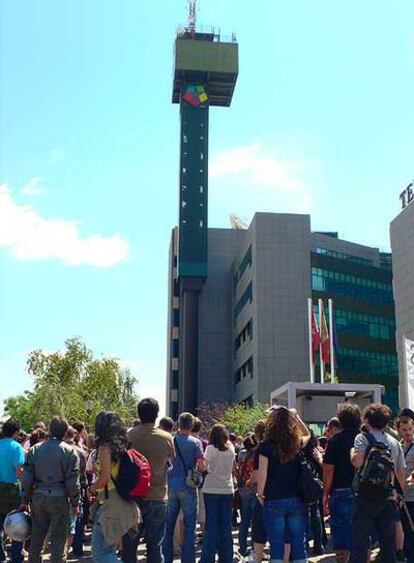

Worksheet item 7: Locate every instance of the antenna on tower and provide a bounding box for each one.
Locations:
[230,214,248,230]
[188,0,197,38]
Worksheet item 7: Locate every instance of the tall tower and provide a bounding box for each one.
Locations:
[172,10,238,413]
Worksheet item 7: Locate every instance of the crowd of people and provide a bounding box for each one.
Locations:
[1,398,414,562]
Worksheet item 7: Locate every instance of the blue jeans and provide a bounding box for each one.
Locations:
[91,520,118,563]
[200,493,234,563]
[329,488,355,552]
[0,512,23,563]
[352,498,397,563]
[402,501,414,563]
[308,502,324,552]
[263,497,308,563]
[163,488,198,563]
[238,489,257,555]
[122,499,167,563]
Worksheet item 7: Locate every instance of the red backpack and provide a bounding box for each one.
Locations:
[112,449,152,500]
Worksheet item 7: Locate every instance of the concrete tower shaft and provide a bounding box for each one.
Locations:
[172,28,238,413]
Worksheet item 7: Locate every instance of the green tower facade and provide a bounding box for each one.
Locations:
[172,30,238,412]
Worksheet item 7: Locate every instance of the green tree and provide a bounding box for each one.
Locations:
[198,401,269,437]
[219,403,269,436]
[4,337,139,431]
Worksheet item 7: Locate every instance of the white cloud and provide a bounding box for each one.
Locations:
[21,176,44,196]
[210,142,322,221]
[0,184,129,267]
[211,143,300,191]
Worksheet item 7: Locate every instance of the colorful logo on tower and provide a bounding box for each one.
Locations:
[182,85,208,107]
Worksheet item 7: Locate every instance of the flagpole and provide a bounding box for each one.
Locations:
[328,298,335,383]
[319,298,324,384]
[308,298,314,383]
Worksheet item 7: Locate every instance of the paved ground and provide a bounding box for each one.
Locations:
[43,528,341,562]
[30,527,380,562]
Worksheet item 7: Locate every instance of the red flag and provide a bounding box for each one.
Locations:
[320,307,331,365]
[311,309,321,363]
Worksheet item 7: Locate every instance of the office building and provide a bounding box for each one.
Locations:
[390,187,414,407]
[167,212,398,417]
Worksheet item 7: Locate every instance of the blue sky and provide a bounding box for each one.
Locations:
[1,0,413,416]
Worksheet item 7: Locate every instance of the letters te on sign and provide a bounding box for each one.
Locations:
[400,182,414,210]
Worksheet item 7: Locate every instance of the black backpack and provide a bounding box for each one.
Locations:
[299,452,323,506]
[355,433,394,502]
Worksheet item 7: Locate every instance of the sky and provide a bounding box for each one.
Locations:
[1,0,413,416]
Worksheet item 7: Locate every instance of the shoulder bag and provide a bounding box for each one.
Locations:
[174,438,204,489]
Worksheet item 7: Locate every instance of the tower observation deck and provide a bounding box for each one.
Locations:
[172,26,239,413]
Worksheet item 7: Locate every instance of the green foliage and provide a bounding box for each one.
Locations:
[219,403,269,436]
[198,401,269,437]
[3,337,138,431]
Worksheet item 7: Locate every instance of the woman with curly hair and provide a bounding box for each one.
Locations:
[256,407,311,563]
[90,411,140,562]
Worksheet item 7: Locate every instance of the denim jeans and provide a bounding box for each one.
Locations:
[238,489,257,555]
[163,488,198,563]
[0,513,23,563]
[122,499,167,563]
[72,488,88,557]
[329,488,355,552]
[263,497,308,563]
[200,493,234,563]
[91,520,118,562]
[352,498,397,563]
[308,502,324,552]
[402,501,414,563]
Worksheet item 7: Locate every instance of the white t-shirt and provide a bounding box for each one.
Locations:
[202,443,235,495]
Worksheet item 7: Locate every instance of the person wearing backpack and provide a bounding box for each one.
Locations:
[90,412,140,563]
[351,403,406,563]
[123,398,175,563]
[163,412,205,563]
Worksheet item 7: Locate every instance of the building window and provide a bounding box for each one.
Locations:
[334,309,395,341]
[339,348,397,377]
[315,247,374,266]
[234,319,253,353]
[311,267,393,304]
[172,340,179,358]
[172,370,179,388]
[234,245,252,291]
[234,282,253,321]
[234,356,254,384]
[173,279,180,297]
[173,308,180,327]
[240,395,254,408]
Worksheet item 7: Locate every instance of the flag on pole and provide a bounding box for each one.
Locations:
[311,309,321,363]
[320,306,331,365]
[332,313,340,368]
[405,337,414,409]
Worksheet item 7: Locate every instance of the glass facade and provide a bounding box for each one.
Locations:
[334,309,395,340]
[311,252,398,411]
[315,247,374,266]
[312,267,393,304]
